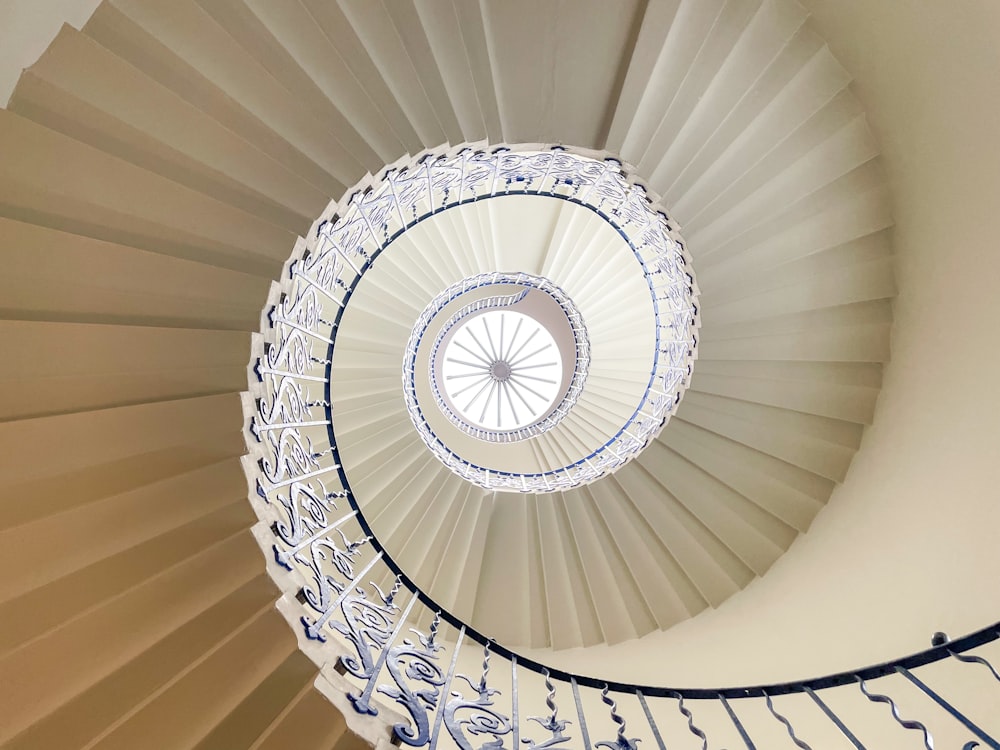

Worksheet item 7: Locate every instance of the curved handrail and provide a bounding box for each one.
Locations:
[320,472,1000,700]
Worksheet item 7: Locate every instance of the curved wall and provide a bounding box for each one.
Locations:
[525,0,1000,686]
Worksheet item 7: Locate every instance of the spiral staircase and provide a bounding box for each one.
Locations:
[1,0,996,748]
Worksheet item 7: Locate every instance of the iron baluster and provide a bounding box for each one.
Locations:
[253,417,330,436]
[260,327,312,377]
[270,314,333,344]
[275,510,357,565]
[571,678,593,750]
[804,687,867,750]
[256,410,320,480]
[267,474,344,549]
[349,587,417,715]
[511,656,518,750]
[635,691,665,750]
[444,642,513,750]
[430,625,465,750]
[255,366,326,382]
[301,550,383,641]
[595,686,640,750]
[895,667,999,749]
[763,693,812,750]
[377,612,447,746]
[950,649,1000,684]
[667,691,706,750]
[299,531,368,613]
[719,695,756,750]
[523,669,572,750]
[290,266,345,307]
[259,463,340,492]
[335,577,405,681]
[857,675,934,750]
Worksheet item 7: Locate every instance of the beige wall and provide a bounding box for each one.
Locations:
[0,0,100,106]
[522,0,1000,687]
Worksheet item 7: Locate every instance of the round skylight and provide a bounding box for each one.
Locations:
[412,272,590,446]
[441,310,563,432]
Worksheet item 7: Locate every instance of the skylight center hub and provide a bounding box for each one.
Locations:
[490,361,512,382]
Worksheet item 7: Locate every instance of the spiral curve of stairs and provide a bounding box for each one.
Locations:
[0,0,894,747]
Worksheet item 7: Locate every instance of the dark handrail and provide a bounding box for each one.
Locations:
[332,455,1000,699]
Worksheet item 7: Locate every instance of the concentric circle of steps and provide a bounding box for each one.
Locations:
[0,0,893,746]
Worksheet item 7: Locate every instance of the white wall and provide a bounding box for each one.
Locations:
[0,0,100,106]
[521,0,1000,688]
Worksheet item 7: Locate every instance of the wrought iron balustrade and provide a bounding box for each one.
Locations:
[243,374,999,748]
[243,480,1000,750]
[243,141,997,748]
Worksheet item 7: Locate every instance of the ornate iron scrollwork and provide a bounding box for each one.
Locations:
[333,578,403,681]
[298,529,368,613]
[595,686,640,750]
[445,644,514,750]
[377,613,447,746]
[522,669,572,750]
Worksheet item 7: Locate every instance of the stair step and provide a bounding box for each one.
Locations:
[1,575,276,750]
[337,0,459,147]
[0,526,262,744]
[86,607,294,750]
[12,25,324,232]
[0,217,267,330]
[84,1,355,194]
[248,678,359,750]
[0,458,244,604]
[0,108,289,276]
[0,319,247,420]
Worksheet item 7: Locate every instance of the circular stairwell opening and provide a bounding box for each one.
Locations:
[421,273,587,442]
[441,310,564,432]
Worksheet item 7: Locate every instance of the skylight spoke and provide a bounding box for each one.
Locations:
[463,377,495,412]
[507,379,536,416]
[512,372,558,385]
[503,381,521,425]
[452,340,493,366]
[446,357,490,370]
[453,374,492,398]
[511,378,552,403]
[510,362,558,371]
[466,327,495,362]
[496,375,503,427]
[482,317,500,361]
[510,343,553,368]
[479,380,498,423]
[499,314,505,363]
[505,327,539,364]
[502,317,524,361]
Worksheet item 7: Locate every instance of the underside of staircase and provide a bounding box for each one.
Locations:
[0,0,894,747]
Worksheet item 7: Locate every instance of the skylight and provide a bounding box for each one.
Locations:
[441,310,562,432]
